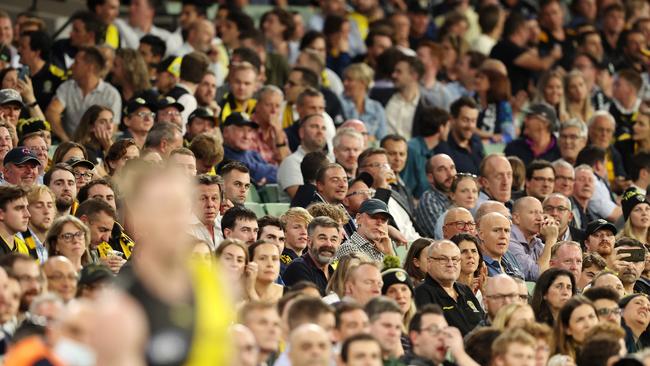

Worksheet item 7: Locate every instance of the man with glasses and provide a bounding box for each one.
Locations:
[507,196,559,281]
[442,207,476,240]
[518,160,555,202]
[481,275,524,326]
[155,96,185,129]
[558,119,588,165]
[544,193,585,243]
[552,160,576,198]
[414,240,484,336]
[583,286,622,325]
[0,254,43,316]
[21,133,49,179]
[42,256,77,303]
[122,97,155,148]
[415,154,456,238]
[549,241,583,283]
[65,157,95,191]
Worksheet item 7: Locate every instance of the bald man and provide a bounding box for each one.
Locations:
[231,324,259,366]
[42,256,78,302]
[507,197,559,281]
[475,200,511,223]
[482,275,522,324]
[340,119,369,147]
[288,324,332,366]
[477,212,524,279]
[441,207,476,239]
[477,154,513,208]
[415,154,457,238]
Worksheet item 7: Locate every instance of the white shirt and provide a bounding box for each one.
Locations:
[588,174,617,219]
[114,18,171,50]
[471,34,497,55]
[387,197,420,242]
[188,214,223,251]
[385,91,419,140]
[277,146,307,202]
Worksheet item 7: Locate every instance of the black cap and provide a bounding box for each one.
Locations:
[3,147,41,166]
[188,107,217,126]
[155,96,184,112]
[16,118,51,139]
[621,187,650,221]
[407,0,430,14]
[382,268,414,294]
[123,97,153,115]
[156,56,181,77]
[585,218,617,238]
[78,264,114,287]
[524,103,558,127]
[351,172,374,189]
[358,198,394,221]
[65,157,95,170]
[223,112,258,129]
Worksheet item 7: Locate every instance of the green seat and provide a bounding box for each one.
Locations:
[246,185,262,203]
[483,142,506,155]
[526,281,536,296]
[244,202,266,217]
[259,184,280,203]
[264,203,290,217]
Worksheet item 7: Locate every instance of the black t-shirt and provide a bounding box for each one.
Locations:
[490,40,531,94]
[31,63,65,110]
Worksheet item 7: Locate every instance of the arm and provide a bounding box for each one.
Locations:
[513,45,562,71]
[16,77,45,120]
[282,261,311,288]
[444,327,480,366]
[507,240,540,281]
[537,216,559,275]
[285,185,299,198]
[45,97,70,142]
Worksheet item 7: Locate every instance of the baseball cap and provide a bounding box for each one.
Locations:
[407,0,430,14]
[3,147,41,166]
[223,112,258,129]
[0,89,24,107]
[65,157,95,170]
[78,263,114,287]
[524,103,557,127]
[585,218,617,238]
[123,97,153,115]
[358,198,394,221]
[155,96,185,112]
[156,56,181,78]
[382,268,414,295]
[188,107,217,126]
[621,187,650,221]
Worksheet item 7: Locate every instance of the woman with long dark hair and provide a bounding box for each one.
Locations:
[531,268,576,326]
[73,105,115,165]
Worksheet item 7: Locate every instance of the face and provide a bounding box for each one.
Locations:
[195,73,218,106]
[347,264,382,305]
[334,135,363,173]
[543,77,563,105]
[633,115,650,142]
[458,240,480,276]
[508,307,536,328]
[187,116,215,139]
[223,170,251,205]
[316,167,348,204]
[411,313,449,363]
[196,183,220,227]
[343,181,372,216]
[12,259,41,310]
[543,196,573,234]
[298,115,327,150]
[622,296,650,329]
[480,156,513,203]
[285,218,308,253]
[232,326,259,366]
[484,278,520,319]
[567,76,588,102]
[588,117,615,149]
[356,212,389,243]
[359,153,390,189]
[578,265,600,291]
[4,161,39,187]
[567,304,598,343]
[255,92,283,126]
[452,106,479,142]
[391,61,416,90]
[223,124,254,151]
[55,222,87,260]
[478,214,512,259]
[429,155,457,192]
[630,203,650,230]
[593,273,625,298]
[544,275,573,311]
[61,147,85,163]
[252,243,280,283]
[513,199,544,237]
[169,153,197,177]
[383,140,407,174]
[551,244,583,281]
[49,169,77,207]
[450,178,478,210]
[230,69,257,103]
[585,229,615,258]
[442,209,476,239]
[259,225,285,253]
[336,308,370,342]
[289,328,331,366]
[386,283,412,315]
[28,191,55,232]
[85,211,114,247]
[44,260,78,302]
[1,69,17,90]
[427,243,461,283]
[573,55,596,86]
[218,244,246,279]
[495,343,536,366]
[474,72,490,93]
[95,0,120,23]
[226,219,259,246]
[86,184,116,211]
[284,71,307,103]
[344,340,382,366]
[0,197,30,233]
[526,168,555,200]
[573,169,594,201]
[553,165,575,197]
[524,116,550,144]
[245,308,281,354]
[593,298,621,325]
[0,17,13,45]
[0,127,12,161]
[369,312,402,354]
[124,107,155,134]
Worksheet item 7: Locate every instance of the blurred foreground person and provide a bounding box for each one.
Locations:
[118,166,233,365]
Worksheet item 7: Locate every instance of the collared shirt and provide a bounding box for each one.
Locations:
[282,252,335,295]
[503,136,562,166]
[414,275,484,336]
[335,231,384,262]
[402,137,452,199]
[0,234,29,256]
[447,133,485,175]
[415,188,450,238]
[387,196,420,242]
[385,91,420,140]
[188,214,223,251]
[589,173,618,220]
[339,95,387,139]
[249,123,288,166]
[114,18,171,50]
[483,251,524,279]
[55,79,121,136]
[18,228,48,264]
[507,225,545,281]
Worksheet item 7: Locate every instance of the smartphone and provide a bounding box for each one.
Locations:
[619,248,646,262]
[18,66,29,81]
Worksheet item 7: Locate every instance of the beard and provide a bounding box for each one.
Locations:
[55,197,73,213]
[311,246,336,266]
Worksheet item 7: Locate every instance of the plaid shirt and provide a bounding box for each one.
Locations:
[334,232,384,263]
[415,188,451,237]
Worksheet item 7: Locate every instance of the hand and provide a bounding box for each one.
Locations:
[16,77,36,104]
[220,199,234,215]
[95,125,113,151]
[387,226,407,247]
[208,101,221,117]
[540,214,559,240]
[375,234,394,255]
[208,42,220,63]
[491,134,504,143]
[551,44,563,60]
[100,255,126,274]
[442,327,465,357]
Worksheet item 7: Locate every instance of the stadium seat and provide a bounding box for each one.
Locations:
[259,184,280,203]
[244,202,266,217]
[264,203,290,217]
[246,185,262,203]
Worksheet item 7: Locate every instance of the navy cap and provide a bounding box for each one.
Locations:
[3,147,41,166]
[65,157,95,170]
[223,112,258,129]
[524,103,558,127]
[155,96,185,112]
[407,0,430,14]
[188,107,217,126]
[585,219,617,238]
[358,198,393,221]
[123,97,153,115]
[0,89,24,107]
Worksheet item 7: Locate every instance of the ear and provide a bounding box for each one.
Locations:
[223,228,232,238]
[0,208,5,222]
[79,214,89,224]
[512,212,521,226]
[478,176,488,189]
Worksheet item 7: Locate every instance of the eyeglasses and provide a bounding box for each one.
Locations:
[134,111,155,119]
[73,171,93,180]
[159,110,180,117]
[59,231,85,242]
[47,273,79,282]
[345,189,375,198]
[485,293,520,301]
[419,325,443,335]
[596,307,622,317]
[429,256,461,265]
[444,221,476,230]
[543,205,570,213]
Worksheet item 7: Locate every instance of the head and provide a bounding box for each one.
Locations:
[443,207,476,239]
[582,286,622,325]
[592,271,626,299]
[26,185,55,233]
[75,198,116,248]
[449,174,479,210]
[391,56,424,91]
[426,240,461,286]
[531,268,576,321]
[194,174,222,228]
[554,296,598,359]
[483,274,522,320]
[44,164,77,214]
[578,252,607,291]
[254,85,284,127]
[477,212,511,260]
[550,241,583,282]
[238,301,281,359]
[380,135,407,175]
[186,109,216,141]
[42,256,78,302]
[104,139,139,176]
[512,197,544,238]
[280,208,313,255]
[365,297,403,357]
[449,97,479,144]
[222,206,259,246]
[479,154,513,203]
[491,328,537,366]
[587,112,616,149]
[215,239,248,281]
[143,122,183,158]
[288,324,331,366]
[306,216,341,267]
[543,193,574,236]
[298,114,327,152]
[339,333,382,366]
[552,160,576,197]
[344,262,382,306]
[44,215,91,265]
[524,160,555,201]
[221,162,251,205]
[333,128,364,175]
[0,185,30,235]
[355,199,391,244]
[315,164,348,204]
[3,147,40,187]
[584,220,617,259]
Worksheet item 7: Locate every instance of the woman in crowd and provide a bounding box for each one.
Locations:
[45,215,92,272]
[245,240,283,303]
[450,233,484,295]
[111,48,152,102]
[0,68,17,90]
[617,189,650,244]
[402,238,434,287]
[492,303,536,330]
[474,67,514,143]
[72,105,115,165]
[616,110,650,175]
[508,156,526,193]
[536,70,569,122]
[620,293,650,352]
[260,7,295,59]
[215,239,248,299]
[340,63,387,141]
[382,268,416,331]
[564,70,594,124]
[325,252,365,302]
[552,296,599,361]
[531,268,576,326]
[51,141,88,165]
[434,173,480,238]
[103,139,140,177]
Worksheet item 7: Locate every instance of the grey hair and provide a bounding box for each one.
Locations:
[426,239,457,257]
[257,84,284,101]
[29,293,64,315]
[333,128,364,149]
[574,164,594,174]
[144,122,182,149]
[552,159,575,173]
[543,192,572,211]
[587,110,615,128]
[560,118,588,138]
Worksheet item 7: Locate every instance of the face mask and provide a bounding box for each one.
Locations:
[53,337,96,366]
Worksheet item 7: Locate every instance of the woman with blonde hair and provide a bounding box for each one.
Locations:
[564,70,594,124]
[492,303,536,330]
[536,69,569,122]
[45,215,92,271]
[324,252,367,301]
[111,48,152,101]
[340,63,387,140]
[617,188,650,244]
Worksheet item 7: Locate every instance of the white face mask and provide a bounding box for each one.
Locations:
[53,337,96,366]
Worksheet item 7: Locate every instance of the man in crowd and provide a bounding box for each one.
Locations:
[221,161,251,206]
[21,185,55,263]
[219,62,259,123]
[0,253,43,315]
[189,174,223,249]
[549,240,583,283]
[42,256,77,302]
[519,160,555,202]
[441,208,476,240]
[333,128,364,180]
[287,324,332,366]
[552,160,575,198]
[477,154,513,209]
[365,297,405,362]
[543,193,585,243]
[3,147,41,188]
[221,205,258,246]
[415,153,456,238]
[583,219,617,263]
[336,199,394,262]
[505,103,561,165]
[558,119,588,165]
[184,107,217,144]
[312,163,348,207]
[17,31,65,110]
[143,122,184,158]
[250,85,290,166]
[155,96,184,129]
[571,165,598,229]
[446,97,484,175]
[75,199,125,272]
[340,334,382,366]
[0,186,30,255]
[343,261,383,306]
[238,301,282,366]
[257,216,285,253]
[279,207,312,267]
[478,212,523,279]
[43,164,77,217]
